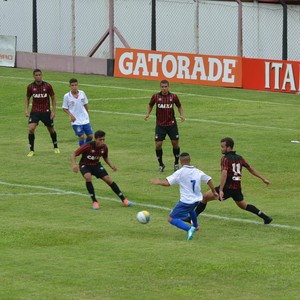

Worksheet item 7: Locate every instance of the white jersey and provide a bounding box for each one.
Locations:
[166,165,211,204]
[62,90,90,125]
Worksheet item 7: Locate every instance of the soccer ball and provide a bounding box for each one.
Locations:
[136,210,151,224]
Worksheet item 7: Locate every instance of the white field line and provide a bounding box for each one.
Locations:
[88,109,300,132]
[1,75,299,106]
[0,181,299,232]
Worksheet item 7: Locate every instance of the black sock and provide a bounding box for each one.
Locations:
[28,133,35,151]
[246,204,268,220]
[110,182,125,201]
[50,131,58,148]
[156,149,163,166]
[195,202,207,216]
[173,147,180,164]
[86,182,97,202]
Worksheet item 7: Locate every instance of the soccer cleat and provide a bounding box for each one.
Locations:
[54,148,60,154]
[92,202,100,210]
[174,164,179,171]
[264,216,273,224]
[123,199,133,207]
[159,164,165,172]
[27,151,35,157]
[187,226,196,240]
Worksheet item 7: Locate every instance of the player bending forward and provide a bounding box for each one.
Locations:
[70,130,132,209]
[151,152,218,240]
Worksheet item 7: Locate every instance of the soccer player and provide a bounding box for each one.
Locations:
[62,78,93,146]
[151,152,218,240]
[70,130,133,210]
[144,80,185,172]
[25,69,59,157]
[193,137,273,224]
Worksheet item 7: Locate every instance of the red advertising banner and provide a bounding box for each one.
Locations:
[243,57,300,93]
[114,48,242,88]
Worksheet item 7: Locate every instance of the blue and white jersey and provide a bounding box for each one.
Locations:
[166,165,211,204]
[62,90,90,125]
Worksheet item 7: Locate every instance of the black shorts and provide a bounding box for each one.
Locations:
[215,186,244,202]
[80,163,108,179]
[155,124,179,141]
[29,112,54,127]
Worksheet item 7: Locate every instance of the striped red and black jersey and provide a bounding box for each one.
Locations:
[149,92,181,126]
[75,141,108,166]
[221,151,251,189]
[27,81,55,113]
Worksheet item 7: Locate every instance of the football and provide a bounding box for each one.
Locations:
[136,210,151,224]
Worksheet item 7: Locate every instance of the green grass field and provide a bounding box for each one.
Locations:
[0,67,299,300]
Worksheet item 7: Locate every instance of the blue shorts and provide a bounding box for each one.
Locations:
[72,123,93,137]
[169,201,199,219]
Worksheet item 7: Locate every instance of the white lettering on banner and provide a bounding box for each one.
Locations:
[265,62,297,91]
[118,51,237,83]
[148,53,162,77]
[119,52,133,75]
[282,64,296,91]
[161,55,177,78]
[134,53,149,76]
[191,57,206,80]
[177,55,190,79]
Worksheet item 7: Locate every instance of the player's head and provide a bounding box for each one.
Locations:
[179,152,190,165]
[94,130,106,139]
[33,69,42,82]
[33,68,42,75]
[221,137,234,154]
[69,78,78,91]
[69,78,78,85]
[160,79,169,95]
[94,130,106,146]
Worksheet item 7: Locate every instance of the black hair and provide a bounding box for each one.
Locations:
[33,69,42,74]
[221,137,234,148]
[160,79,169,86]
[69,78,78,84]
[180,152,190,158]
[94,130,106,139]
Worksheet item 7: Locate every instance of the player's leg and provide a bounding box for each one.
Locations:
[100,169,132,206]
[85,133,93,144]
[72,125,85,146]
[83,123,93,143]
[196,187,220,215]
[155,125,166,172]
[181,187,219,223]
[42,112,59,151]
[169,125,180,171]
[27,112,39,156]
[46,125,59,152]
[234,193,272,224]
[168,202,197,240]
[28,122,37,156]
[82,171,99,209]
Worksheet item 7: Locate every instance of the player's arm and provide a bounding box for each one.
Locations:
[63,108,76,122]
[144,105,153,121]
[151,178,170,186]
[70,151,79,173]
[177,105,185,122]
[247,166,270,185]
[219,169,227,200]
[206,179,218,199]
[25,96,31,117]
[103,157,117,171]
[84,104,89,114]
[50,94,57,120]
